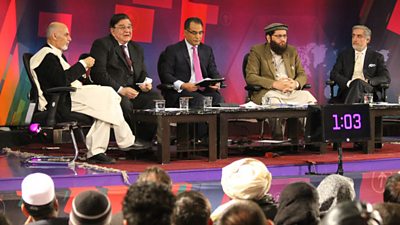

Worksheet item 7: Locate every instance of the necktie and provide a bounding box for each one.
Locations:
[353,51,364,79]
[121,45,133,73]
[192,46,203,82]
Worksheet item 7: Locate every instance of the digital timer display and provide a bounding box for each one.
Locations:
[322,104,370,142]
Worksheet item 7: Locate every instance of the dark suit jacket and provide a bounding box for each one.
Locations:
[159,40,221,84]
[330,48,390,101]
[90,35,148,91]
[34,45,86,120]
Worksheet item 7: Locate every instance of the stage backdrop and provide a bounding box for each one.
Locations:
[1,0,399,126]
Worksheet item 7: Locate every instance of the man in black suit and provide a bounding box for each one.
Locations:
[90,13,162,142]
[330,25,390,104]
[159,17,224,108]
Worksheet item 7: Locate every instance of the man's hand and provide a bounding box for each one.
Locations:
[208,82,221,90]
[139,83,152,92]
[83,56,95,68]
[181,82,198,92]
[272,78,296,93]
[119,87,139,99]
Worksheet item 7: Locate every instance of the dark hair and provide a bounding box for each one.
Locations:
[136,166,172,190]
[253,194,278,220]
[374,202,400,225]
[321,201,382,225]
[23,199,57,220]
[109,13,130,28]
[383,173,400,203]
[123,182,175,225]
[184,17,203,30]
[172,191,210,225]
[219,200,266,225]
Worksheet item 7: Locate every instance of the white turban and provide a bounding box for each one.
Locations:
[221,158,272,200]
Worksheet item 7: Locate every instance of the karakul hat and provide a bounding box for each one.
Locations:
[21,173,55,206]
[69,190,112,225]
[264,23,288,33]
[221,158,272,200]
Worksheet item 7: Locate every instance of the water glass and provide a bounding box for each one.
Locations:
[179,97,189,110]
[203,96,213,109]
[154,100,165,111]
[363,93,373,104]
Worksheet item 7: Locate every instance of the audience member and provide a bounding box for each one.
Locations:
[20,173,68,225]
[317,174,356,216]
[122,182,175,225]
[321,201,382,225]
[111,166,173,224]
[90,13,162,142]
[373,202,400,225]
[172,191,211,225]
[69,190,112,225]
[219,200,269,225]
[330,25,390,104]
[211,158,277,223]
[274,181,319,225]
[31,22,146,164]
[383,173,400,203]
[137,166,172,190]
[159,17,224,108]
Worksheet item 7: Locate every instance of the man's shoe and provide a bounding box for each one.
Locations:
[120,139,151,151]
[87,153,116,164]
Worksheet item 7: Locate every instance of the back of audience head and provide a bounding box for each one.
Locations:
[219,200,269,225]
[373,202,400,225]
[137,166,172,190]
[221,158,272,200]
[69,190,112,225]
[123,182,175,225]
[274,181,320,225]
[172,191,211,225]
[321,201,382,225]
[21,173,58,221]
[383,173,400,203]
[317,174,356,214]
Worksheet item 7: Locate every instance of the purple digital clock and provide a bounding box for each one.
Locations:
[332,113,362,130]
[322,104,370,142]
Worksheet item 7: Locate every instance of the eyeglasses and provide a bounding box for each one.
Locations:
[115,25,133,30]
[186,30,204,35]
[272,34,287,39]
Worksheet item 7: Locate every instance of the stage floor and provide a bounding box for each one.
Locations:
[1,141,400,224]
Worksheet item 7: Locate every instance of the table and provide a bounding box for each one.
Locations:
[217,106,324,159]
[367,104,400,153]
[133,109,218,164]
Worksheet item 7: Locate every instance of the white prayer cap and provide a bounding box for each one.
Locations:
[221,158,272,200]
[21,173,55,205]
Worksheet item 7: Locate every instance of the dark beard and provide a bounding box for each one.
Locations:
[270,40,287,55]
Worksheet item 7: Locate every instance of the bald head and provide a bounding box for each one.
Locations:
[46,22,71,51]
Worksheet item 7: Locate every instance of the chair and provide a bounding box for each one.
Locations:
[242,53,311,139]
[326,79,389,103]
[22,53,92,166]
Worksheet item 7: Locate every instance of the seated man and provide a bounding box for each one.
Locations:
[245,23,316,138]
[330,25,390,104]
[90,13,163,142]
[20,173,68,225]
[31,22,146,164]
[159,17,224,108]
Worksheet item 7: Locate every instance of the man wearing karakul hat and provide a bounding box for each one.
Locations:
[245,22,317,139]
[20,172,68,225]
[210,158,277,224]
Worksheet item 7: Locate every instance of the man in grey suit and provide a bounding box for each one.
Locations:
[90,13,163,142]
[330,25,390,104]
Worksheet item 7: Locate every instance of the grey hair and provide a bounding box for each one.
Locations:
[352,25,372,39]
